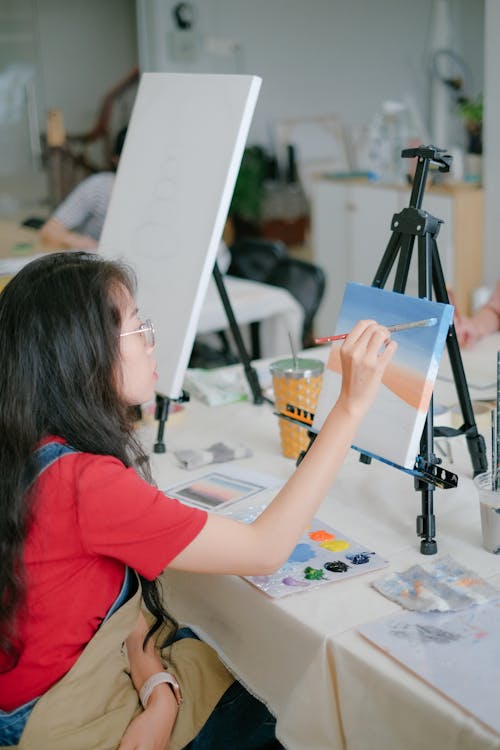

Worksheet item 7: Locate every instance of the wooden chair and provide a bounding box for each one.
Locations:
[44,66,139,207]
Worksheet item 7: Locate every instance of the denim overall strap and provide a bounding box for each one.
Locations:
[28,441,136,622]
[103,565,136,622]
[25,441,79,488]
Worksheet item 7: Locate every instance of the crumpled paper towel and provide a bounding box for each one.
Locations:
[174,441,252,470]
[372,554,500,612]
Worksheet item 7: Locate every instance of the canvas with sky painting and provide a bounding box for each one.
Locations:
[311,283,454,470]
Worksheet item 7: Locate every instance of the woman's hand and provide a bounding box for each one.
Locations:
[338,319,397,419]
[455,318,476,348]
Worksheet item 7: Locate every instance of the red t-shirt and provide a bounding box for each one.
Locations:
[0,438,207,710]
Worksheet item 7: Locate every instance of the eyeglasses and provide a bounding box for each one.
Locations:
[119,318,155,348]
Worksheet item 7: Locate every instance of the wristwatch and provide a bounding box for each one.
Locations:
[139,671,182,708]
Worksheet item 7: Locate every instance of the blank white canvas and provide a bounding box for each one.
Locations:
[99,72,261,398]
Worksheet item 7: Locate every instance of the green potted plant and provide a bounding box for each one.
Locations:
[228,146,274,241]
[456,94,482,183]
[457,94,483,155]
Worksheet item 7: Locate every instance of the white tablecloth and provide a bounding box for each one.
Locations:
[140,337,500,750]
[198,275,304,358]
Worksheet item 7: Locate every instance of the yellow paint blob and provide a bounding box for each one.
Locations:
[320,539,350,552]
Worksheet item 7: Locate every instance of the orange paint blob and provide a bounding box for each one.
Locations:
[320,539,350,552]
[309,530,335,542]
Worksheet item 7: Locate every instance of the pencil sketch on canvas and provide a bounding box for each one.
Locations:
[311,283,454,469]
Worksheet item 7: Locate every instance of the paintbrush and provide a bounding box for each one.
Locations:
[491,408,497,491]
[313,317,438,344]
[496,351,500,490]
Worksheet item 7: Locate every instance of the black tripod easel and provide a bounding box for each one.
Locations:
[370,144,487,553]
[153,260,264,453]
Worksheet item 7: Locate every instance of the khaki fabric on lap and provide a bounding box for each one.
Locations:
[142,611,235,750]
[7,577,234,750]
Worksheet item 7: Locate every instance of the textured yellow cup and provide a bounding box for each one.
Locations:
[270,358,324,459]
[0,275,13,292]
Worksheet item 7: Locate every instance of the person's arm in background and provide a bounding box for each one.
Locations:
[119,611,179,750]
[455,281,500,348]
[39,173,113,251]
[39,217,98,251]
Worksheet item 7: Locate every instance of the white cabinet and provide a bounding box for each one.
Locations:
[311,178,483,336]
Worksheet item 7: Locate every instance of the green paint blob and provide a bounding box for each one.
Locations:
[304,566,325,580]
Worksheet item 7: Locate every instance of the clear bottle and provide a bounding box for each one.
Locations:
[368,101,408,184]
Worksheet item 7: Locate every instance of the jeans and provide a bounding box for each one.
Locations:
[176,628,285,750]
[0,699,38,747]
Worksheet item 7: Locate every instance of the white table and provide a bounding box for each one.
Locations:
[198,275,304,358]
[142,339,500,750]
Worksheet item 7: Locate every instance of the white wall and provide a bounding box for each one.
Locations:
[483,0,500,282]
[136,0,484,152]
[135,0,492,281]
[5,1,484,168]
[36,0,138,132]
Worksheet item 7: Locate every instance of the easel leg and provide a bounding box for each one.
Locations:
[212,262,264,405]
[416,487,437,554]
[416,409,437,554]
[415,234,438,553]
[431,241,488,476]
[154,394,170,454]
[153,390,191,454]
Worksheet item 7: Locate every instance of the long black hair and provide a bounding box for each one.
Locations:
[0,252,175,669]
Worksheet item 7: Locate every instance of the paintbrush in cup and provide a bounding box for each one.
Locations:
[288,331,298,370]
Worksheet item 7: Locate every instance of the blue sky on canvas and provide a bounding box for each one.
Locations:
[337,283,453,372]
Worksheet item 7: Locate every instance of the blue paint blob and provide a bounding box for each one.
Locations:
[288,543,315,563]
[345,552,371,565]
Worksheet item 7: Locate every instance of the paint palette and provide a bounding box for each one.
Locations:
[222,504,389,598]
